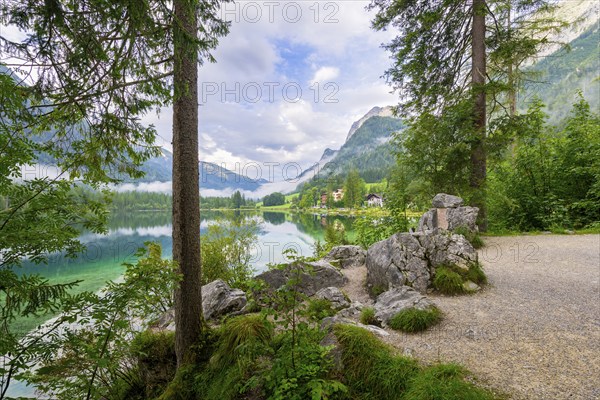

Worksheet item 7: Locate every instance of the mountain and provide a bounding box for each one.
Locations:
[345,106,394,141]
[135,148,268,192]
[297,107,405,186]
[523,19,599,124]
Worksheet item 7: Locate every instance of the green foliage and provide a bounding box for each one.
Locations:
[388,307,442,333]
[344,169,366,208]
[307,299,337,322]
[334,324,420,398]
[200,216,258,290]
[263,192,286,207]
[488,96,600,231]
[433,267,465,295]
[110,191,173,211]
[359,307,379,326]
[211,314,273,369]
[403,364,495,400]
[353,212,405,249]
[28,244,180,400]
[129,331,176,399]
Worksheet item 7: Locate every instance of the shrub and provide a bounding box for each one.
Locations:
[211,314,272,368]
[359,306,379,326]
[388,306,442,333]
[307,298,336,321]
[403,363,496,400]
[433,267,465,295]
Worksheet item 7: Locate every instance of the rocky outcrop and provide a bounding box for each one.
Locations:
[418,193,479,233]
[314,287,350,310]
[323,245,366,269]
[255,260,347,297]
[366,231,477,294]
[373,286,434,326]
[202,279,247,320]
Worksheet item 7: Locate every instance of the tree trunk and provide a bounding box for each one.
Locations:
[172,0,202,367]
[471,0,487,231]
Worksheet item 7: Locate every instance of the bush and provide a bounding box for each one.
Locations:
[433,267,465,295]
[403,363,496,400]
[388,306,442,333]
[359,306,379,326]
[307,298,336,321]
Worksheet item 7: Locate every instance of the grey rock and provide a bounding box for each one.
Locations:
[432,193,464,208]
[373,286,434,325]
[324,245,366,269]
[418,209,436,232]
[335,301,365,319]
[314,287,350,310]
[154,308,175,331]
[463,280,481,293]
[321,316,389,337]
[366,232,429,294]
[202,279,247,320]
[415,231,477,270]
[255,260,347,297]
[447,206,479,232]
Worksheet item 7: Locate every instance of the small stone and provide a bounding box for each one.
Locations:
[463,280,481,293]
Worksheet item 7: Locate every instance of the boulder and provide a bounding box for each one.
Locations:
[366,231,477,294]
[373,286,435,326]
[255,259,347,297]
[314,287,350,310]
[418,194,479,233]
[202,279,247,320]
[366,233,430,294]
[432,193,464,208]
[446,206,479,232]
[335,301,365,319]
[323,245,366,269]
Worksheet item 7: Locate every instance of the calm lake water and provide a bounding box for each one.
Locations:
[7,210,355,398]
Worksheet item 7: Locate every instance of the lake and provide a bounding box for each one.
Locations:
[7,210,355,398]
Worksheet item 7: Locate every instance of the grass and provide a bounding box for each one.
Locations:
[334,324,420,397]
[403,364,496,400]
[433,262,488,295]
[334,324,498,400]
[359,306,379,326]
[388,306,442,333]
[433,267,465,295]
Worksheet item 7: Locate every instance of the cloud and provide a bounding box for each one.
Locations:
[310,66,340,85]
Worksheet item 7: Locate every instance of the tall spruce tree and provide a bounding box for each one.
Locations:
[369,0,563,230]
[0,0,229,369]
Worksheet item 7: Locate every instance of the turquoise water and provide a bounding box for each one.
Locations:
[5,210,354,398]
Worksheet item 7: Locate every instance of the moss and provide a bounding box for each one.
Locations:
[359,306,379,326]
[433,267,465,295]
[403,363,496,400]
[388,306,442,333]
[130,330,176,398]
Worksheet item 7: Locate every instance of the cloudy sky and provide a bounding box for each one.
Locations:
[144,0,399,184]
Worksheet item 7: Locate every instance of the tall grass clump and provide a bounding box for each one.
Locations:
[388,306,442,333]
[433,267,464,295]
[403,363,496,400]
[359,306,379,326]
[334,324,420,398]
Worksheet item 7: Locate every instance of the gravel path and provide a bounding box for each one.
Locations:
[341,234,600,400]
